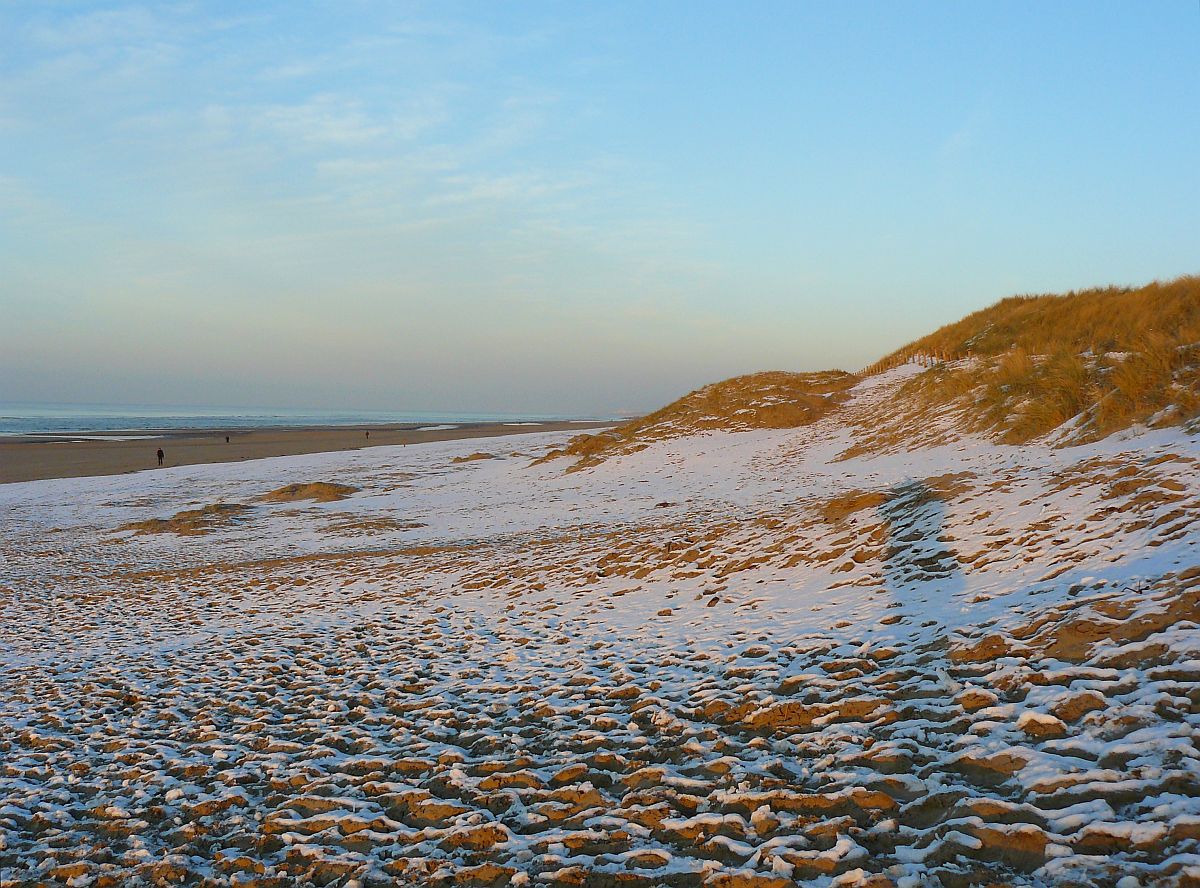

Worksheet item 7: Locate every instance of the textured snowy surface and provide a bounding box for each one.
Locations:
[1,366,1198,887]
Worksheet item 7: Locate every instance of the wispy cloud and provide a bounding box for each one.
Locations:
[25,5,168,49]
[0,2,742,412]
[262,93,391,146]
[424,171,582,208]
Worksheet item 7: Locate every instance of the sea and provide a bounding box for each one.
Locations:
[0,401,603,437]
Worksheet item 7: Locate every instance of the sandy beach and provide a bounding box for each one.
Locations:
[2,364,1197,884]
[0,419,617,484]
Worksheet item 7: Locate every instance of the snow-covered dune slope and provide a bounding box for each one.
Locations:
[1,365,1198,887]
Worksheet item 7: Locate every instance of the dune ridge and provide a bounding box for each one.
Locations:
[0,276,1197,886]
[545,274,1199,470]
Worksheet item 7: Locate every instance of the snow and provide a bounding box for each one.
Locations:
[0,364,1197,885]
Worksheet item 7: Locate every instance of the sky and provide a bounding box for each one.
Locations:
[1,2,1197,415]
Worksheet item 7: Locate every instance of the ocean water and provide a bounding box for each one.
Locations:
[0,402,598,436]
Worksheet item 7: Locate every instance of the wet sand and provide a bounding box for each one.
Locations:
[0,420,617,484]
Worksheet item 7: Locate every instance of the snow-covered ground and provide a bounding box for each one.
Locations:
[1,366,1197,887]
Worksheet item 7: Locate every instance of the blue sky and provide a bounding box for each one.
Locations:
[1,2,1197,414]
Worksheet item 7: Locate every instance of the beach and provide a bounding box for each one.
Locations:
[2,365,1197,883]
[0,419,616,484]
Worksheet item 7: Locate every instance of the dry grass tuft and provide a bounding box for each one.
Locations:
[121,503,253,536]
[260,482,359,503]
[452,453,498,463]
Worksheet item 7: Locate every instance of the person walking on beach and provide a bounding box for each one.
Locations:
[156,448,165,467]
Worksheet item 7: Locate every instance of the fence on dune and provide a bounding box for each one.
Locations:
[859,347,961,377]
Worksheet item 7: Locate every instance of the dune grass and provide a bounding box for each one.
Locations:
[552,275,1198,471]
[887,275,1200,443]
[538,370,857,470]
[889,275,1200,361]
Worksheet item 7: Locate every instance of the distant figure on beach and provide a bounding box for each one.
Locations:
[225,435,230,443]
[156,448,164,467]
[365,430,370,440]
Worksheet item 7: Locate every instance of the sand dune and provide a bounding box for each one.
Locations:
[1,365,1197,885]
